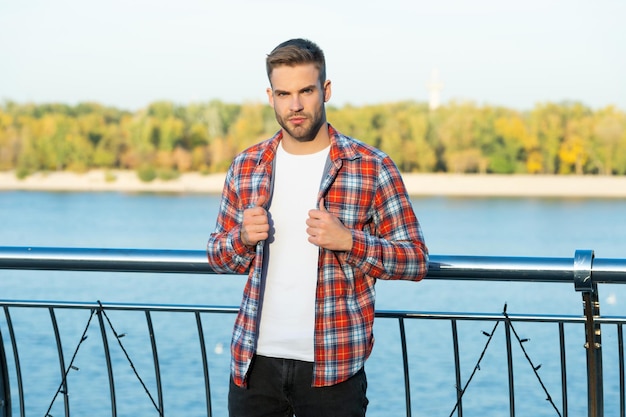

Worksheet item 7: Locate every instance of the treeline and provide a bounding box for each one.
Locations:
[1,99,625,180]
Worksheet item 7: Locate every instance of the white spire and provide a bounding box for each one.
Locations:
[428,68,443,110]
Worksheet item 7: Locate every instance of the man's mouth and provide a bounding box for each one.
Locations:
[290,116,306,125]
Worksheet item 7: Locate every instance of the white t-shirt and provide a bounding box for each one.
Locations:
[256,142,330,362]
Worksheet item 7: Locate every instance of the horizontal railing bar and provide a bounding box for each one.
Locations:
[591,258,626,284]
[0,300,239,313]
[1,246,626,284]
[427,255,626,284]
[5,299,626,324]
[0,246,213,274]
[377,310,588,323]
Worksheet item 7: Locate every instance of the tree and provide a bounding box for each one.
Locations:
[529,103,565,174]
[559,117,591,174]
[591,106,626,175]
[0,110,18,170]
[433,102,487,173]
[377,103,435,172]
[228,102,268,153]
[1,99,625,177]
[492,113,536,174]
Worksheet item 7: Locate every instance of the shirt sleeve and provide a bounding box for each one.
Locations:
[345,156,429,281]
[206,164,256,274]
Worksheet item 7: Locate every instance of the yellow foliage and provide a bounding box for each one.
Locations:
[494,115,538,150]
[191,146,210,171]
[558,135,587,174]
[526,150,543,174]
[0,112,13,128]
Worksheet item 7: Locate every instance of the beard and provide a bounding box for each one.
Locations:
[275,107,326,143]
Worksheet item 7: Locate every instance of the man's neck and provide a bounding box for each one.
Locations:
[281,123,331,155]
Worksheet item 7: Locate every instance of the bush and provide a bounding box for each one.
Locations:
[104,171,117,183]
[15,167,30,179]
[137,165,157,182]
[157,169,180,181]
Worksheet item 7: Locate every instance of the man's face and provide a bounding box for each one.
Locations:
[267,63,331,143]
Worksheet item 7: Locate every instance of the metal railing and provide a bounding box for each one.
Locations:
[0,246,625,417]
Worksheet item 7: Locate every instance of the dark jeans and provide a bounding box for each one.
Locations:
[228,355,368,417]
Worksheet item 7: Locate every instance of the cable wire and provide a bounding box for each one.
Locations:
[448,303,562,417]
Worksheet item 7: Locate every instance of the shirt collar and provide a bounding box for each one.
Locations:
[259,124,361,166]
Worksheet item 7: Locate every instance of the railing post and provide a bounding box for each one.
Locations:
[574,249,603,417]
[0,329,10,417]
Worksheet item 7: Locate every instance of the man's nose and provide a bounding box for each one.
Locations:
[290,95,304,112]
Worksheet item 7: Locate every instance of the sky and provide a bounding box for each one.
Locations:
[1,0,625,112]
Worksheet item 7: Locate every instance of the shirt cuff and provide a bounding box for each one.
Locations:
[231,225,256,255]
[346,230,367,264]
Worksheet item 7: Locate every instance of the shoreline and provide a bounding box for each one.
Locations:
[1,170,626,198]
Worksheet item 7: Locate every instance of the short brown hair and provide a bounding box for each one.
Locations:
[266,38,326,85]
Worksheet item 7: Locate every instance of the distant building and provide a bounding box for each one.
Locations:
[428,68,443,110]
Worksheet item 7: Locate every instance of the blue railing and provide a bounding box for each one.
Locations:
[0,246,625,417]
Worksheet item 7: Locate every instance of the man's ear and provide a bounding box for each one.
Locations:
[323,80,332,103]
[266,87,275,108]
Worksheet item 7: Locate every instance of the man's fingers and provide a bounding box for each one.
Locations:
[241,194,269,247]
[309,198,327,220]
[255,194,267,208]
[318,197,327,212]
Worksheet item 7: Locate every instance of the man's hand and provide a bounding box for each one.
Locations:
[306,198,353,251]
[241,195,269,247]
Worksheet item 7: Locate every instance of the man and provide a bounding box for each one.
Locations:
[207,38,428,417]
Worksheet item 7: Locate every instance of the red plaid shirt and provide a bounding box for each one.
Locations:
[207,125,428,387]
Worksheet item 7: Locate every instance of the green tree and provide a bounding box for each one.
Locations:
[432,102,487,173]
[0,110,18,170]
[377,103,435,172]
[591,106,626,174]
[491,113,533,174]
[529,103,565,174]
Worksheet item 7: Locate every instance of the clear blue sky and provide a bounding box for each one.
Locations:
[1,0,624,111]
